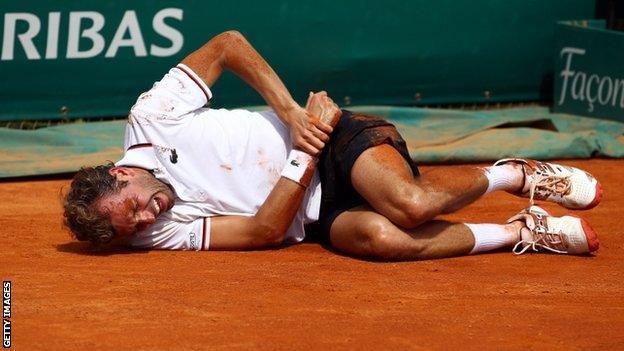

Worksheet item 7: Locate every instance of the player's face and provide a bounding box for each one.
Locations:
[97,168,175,238]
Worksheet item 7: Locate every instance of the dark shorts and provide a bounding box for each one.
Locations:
[306,110,420,243]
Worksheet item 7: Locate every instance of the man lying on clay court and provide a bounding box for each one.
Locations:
[63,31,602,260]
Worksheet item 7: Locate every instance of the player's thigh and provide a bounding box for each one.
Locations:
[350,143,426,223]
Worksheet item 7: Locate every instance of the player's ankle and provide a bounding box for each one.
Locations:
[505,221,524,243]
[483,164,523,194]
[466,223,517,254]
[505,163,525,192]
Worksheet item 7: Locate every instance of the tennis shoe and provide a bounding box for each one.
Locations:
[508,205,599,255]
[493,158,602,210]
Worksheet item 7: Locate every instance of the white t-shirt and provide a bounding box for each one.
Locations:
[116,64,322,250]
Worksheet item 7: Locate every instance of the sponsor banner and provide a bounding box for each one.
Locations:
[554,20,624,122]
[1,2,190,121]
[1,1,595,121]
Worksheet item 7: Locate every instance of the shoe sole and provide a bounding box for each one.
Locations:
[569,214,600,253]
[581,181,603,210]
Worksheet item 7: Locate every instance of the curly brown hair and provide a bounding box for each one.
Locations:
[63,163,128,244]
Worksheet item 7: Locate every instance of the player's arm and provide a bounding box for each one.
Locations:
[180,30,332,156]
[208,93,341,250]
[209,177,310,250]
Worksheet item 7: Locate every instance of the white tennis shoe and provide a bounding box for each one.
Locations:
[494,158,602,210]
[508,206,599,255]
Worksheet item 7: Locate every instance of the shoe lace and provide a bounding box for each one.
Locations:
[528,174,572,206]
[512,228,568,255]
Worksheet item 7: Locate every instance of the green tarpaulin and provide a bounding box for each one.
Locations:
[1,106,623,178]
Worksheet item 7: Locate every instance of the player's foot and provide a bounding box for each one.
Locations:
[493,158,602,210]
[507,205,599,255]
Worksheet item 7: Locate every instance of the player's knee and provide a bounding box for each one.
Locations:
[356,218,401,260]
[392,192,436,228]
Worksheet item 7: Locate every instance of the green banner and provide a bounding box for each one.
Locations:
[554,20,624,122]
[1,0,595,121]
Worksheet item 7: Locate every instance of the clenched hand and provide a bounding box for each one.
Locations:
[286,91,342,156]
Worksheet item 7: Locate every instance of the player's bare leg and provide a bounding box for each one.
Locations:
[350,143,524,228]
[329,206,522,261]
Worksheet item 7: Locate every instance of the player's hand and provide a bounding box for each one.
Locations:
[305,91,342,129]
[286,91,340,156]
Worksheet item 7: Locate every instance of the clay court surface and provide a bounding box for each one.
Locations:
[1,159,623,350]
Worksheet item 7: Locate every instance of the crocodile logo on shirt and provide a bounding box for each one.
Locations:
[170,149,178,164]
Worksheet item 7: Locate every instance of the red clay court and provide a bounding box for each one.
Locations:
[2,159,622,350]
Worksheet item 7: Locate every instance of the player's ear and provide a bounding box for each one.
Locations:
[109,166,135,180]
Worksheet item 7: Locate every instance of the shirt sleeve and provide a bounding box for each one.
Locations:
[129,63,213,122]
[127,216,211,251]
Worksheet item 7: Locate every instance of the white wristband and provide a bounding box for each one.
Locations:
[281,150,316,186]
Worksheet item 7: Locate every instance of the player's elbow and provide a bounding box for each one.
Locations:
[214,30,246,48]
[214,30,250,64]
[219,30,244,40]
[253,223,285,247]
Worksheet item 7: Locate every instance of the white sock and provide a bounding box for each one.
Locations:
[482,165,522,194]
[465,223,518,255]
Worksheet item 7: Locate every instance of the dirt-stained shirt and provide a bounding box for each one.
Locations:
[116,64,321,250]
